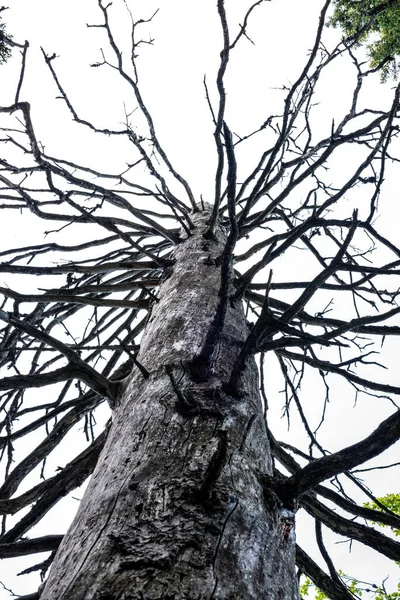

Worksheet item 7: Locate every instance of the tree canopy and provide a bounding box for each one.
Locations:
[330,0,400,80]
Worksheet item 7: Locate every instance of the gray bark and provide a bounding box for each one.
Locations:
[40,208,299,600]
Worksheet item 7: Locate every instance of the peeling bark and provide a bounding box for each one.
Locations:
[40,209,299,600]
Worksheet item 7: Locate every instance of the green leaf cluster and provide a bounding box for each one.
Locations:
[375,583,400,600]
[299,494,400,599]
[299,573,362,599]
[364,493,400,598]
[364,492,400,537]
[300,575,400,599]
[329,0,400,80]
[300,577,329,599]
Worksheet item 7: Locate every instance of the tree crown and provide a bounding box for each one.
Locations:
[330,0,400,80]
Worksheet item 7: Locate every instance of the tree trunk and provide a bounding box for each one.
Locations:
[40,208,299,600]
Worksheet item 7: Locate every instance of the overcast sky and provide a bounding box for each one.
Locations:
[1,1,399,598]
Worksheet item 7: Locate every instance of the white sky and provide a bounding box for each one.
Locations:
[0,1,399,598]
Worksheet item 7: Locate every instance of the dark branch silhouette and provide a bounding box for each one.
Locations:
[0,1,400,598]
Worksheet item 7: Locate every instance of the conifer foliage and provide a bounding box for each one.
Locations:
[0,8,12,65]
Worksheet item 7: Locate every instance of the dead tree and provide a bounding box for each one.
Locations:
[0,1,400,598]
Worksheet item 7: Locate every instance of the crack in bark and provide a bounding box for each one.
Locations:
[209,498,240,600]
[197,429,228,506]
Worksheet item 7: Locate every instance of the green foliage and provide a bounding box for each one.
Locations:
[299,571,400,599]
[299,576,313,597]
[364,492,400,537]
[347,575,363,597]
[329,0,400,80]
[0,16,12,65]
[299,574,361,599]
[300,497,400,598]
[300,576,329,598]
[374,583,400,600]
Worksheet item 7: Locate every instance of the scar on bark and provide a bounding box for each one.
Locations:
[165,364,226,417]
[196,429,229,507]
[259,472,299,513]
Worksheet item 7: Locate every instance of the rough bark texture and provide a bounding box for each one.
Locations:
[40,208,299,600]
